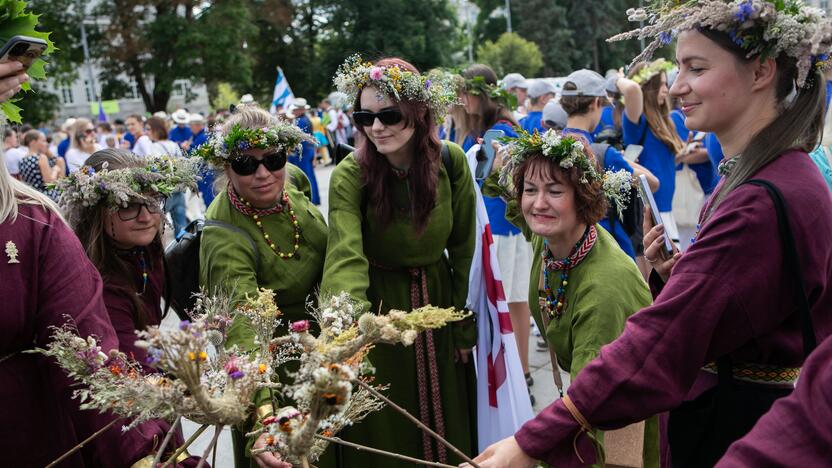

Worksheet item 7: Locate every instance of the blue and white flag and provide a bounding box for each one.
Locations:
[269,66,295,115]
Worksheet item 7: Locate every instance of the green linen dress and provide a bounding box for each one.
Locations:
[320,142,478,467]
[529,227,660,468]
[199,167,328,467]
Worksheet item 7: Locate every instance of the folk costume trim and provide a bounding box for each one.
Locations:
[194,123,315,168]
[333,54,458,122]
[541,225,598,320]
[702,361,801,385]
[609,0,832,87]
[227,184,302,260]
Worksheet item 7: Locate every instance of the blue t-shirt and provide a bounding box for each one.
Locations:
[519,111,544,134]
[124,132,136,149]
[564,127,635,258]
[592,105,616,137]
[809,146,832,192]
[470,121,520,236]
[57,137,70,157]
[169,125,193,144]
[190,129,208,149]
[623,114,680,211]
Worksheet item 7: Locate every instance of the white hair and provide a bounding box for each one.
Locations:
[0,128,65,224]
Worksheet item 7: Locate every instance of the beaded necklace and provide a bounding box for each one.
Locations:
[541,225,597,320]
[137,248,148,295]
[228,185,301,260]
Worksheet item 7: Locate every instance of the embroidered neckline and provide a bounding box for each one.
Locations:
[540,225,598,319]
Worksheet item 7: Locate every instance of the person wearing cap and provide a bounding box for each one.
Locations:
[502,72,529,114]
[169,109,193,148]
[286,98,320,205]
[560,69,659,259]
[541,101,568,131]
[187,113,216,207]
[519,80,556,134]
[591,73,625,144]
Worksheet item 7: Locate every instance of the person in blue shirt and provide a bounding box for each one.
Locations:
[169,109,193,149]
[461,64,538,402]
[559,69,659,259]
[287,98,320,205]
[519,80,556,134]
[592,75,625,142]
[187,113,216,207]
[623,59,715,249]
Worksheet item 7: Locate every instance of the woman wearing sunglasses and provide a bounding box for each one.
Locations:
[65,117,103,173]
[195,105,328,468]
[320,56,477,467]
[55,148,204,466]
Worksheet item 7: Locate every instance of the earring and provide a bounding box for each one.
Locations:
[110,216,116,241]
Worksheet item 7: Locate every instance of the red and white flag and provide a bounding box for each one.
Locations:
[465,146,534,451]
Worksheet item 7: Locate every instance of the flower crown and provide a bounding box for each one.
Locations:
[52,155,201,210]
[193,123,315,167]
[609,0,832,87]
[499,129,633,214]
[464,75,518,110]
[333,54,458,121]
[631,58,676,85]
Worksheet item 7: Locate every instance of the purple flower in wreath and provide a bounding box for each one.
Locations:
[659,31,673,46]
[98,182,107,190]
[145,347,162,365]
[88,167,96,176]
[237,141,251,150]
[425,79,432,90]
[179,320,191,331]
[734,1,754,24]
[229,370,244,380]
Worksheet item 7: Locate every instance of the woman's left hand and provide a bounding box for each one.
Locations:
[460,436,536,468]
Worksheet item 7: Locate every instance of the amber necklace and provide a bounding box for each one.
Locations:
[229,186,301,260]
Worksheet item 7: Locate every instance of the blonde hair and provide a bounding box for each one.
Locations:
[628,61,684,155]
[214,105,279,193]
[69,118,93,149]
[0,128,64,224]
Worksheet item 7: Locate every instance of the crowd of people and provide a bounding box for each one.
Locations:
[3,0,832,467]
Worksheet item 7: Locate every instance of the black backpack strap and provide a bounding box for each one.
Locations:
[204,220,261,274]
[742,179,816,356]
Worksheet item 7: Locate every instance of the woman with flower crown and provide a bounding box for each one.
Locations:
[623,58,716,250]
[54,148,203,466]
[465,1,832,467]
[321,56,478,466]
[493,128,659,467]
[195,105,328,468]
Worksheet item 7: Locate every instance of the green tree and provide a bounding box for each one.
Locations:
[16,84,61,126]
[476,32,543,77]
[211,82,240,112]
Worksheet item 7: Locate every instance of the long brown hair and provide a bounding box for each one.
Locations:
[354,57,441,235]
[462,64,519,136]
[67,148,169,329]
[628,61,684,155]
[699,29,825,215]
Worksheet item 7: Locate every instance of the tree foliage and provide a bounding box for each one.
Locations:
[15,83,60,126]
[476,32,543,78]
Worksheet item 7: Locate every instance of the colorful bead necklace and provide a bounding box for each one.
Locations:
[541,225,597,320]
[137,248,148,295]
[228,186,301,260]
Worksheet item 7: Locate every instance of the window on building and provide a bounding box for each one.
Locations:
[59,85,74,105]
[83,79,95,102]
[172,80,190,98]
[822,0,830,12]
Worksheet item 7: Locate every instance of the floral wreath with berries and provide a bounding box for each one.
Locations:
[51,155,201,210]
[499,129,634,214]
[193,123,315,167]
[333,54,459,122]
[609,0,832,87]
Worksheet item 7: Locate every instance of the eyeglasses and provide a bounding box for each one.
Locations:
[84,128,95,135]
[352,109,403,127]
[230,151,288,176]
[117,197,166,221]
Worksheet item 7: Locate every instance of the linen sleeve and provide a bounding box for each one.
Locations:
[515,184,786,466]
[287,162,313,202]
[320,156,372,309]
[446,144,478,349]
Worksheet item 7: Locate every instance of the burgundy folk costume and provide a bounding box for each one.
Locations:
[514,151,832,465]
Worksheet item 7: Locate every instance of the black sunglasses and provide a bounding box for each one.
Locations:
[230,151,288,176]
[352,109,403,127]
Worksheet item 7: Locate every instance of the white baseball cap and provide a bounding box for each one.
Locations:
[501,73,528,90]
[527,79,557,99]
[560,69,607,97]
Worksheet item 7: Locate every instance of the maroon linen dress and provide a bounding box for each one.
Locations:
[717,333,832,466]
[0,204,118,467]
[514,151,832,466]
